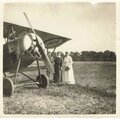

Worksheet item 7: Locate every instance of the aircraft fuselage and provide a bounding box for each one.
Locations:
[3,43,35,73]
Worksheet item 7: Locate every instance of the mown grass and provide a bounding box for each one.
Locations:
[3,61,116,114]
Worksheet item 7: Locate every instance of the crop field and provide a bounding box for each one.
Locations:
[3,61,116,114]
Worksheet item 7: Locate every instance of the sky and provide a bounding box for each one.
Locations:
[4,2,116,53]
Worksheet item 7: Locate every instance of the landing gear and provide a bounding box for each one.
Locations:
[3,78,14,97]
[3,54,49,97]
[36,59,49,88]
[36,74,49,88]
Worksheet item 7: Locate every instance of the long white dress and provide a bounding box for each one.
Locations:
[62,56,75,84]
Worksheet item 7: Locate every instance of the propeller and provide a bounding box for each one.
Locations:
[23,12,54,73]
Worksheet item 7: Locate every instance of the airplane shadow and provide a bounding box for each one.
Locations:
[23,66,46,72]
[23,86,38,90]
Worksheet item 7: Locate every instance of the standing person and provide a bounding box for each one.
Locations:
[62,52,75,84]
[53,52,63,82]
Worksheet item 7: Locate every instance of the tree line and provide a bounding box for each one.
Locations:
[48,50,116,62]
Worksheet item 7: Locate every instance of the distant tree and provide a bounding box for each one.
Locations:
[108,51,116,61]
[48,50,116,62]
[71,52,80,61]
[80,51,90,61]
[103,50,110,61]
[70,51,74,57]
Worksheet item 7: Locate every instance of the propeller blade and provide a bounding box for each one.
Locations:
[38,45,54,73]
[23,12,54,73]
[23,12,37,38]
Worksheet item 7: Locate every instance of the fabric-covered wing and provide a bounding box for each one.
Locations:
[3,22,71,49]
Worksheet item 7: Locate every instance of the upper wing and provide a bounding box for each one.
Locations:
[3,22,71,49]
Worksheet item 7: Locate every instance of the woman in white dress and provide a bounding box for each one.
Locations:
[62,52,75,84]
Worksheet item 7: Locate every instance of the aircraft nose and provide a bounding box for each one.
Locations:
[17,32,32,53]
[28,33,46,52]
[23,34,32,50]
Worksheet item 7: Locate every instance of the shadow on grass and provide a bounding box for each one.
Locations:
[23,66,46,72]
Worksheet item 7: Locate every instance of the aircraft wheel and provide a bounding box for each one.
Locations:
[36,74,49,88]
[3,78,14,97]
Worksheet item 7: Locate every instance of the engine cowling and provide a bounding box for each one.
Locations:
[17,32,45,54]
[17,32,32,54]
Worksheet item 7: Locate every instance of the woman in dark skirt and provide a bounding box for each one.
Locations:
[53,52,63,82]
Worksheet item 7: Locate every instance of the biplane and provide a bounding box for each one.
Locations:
[3,13,71,96]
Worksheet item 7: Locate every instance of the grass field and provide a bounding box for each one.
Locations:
[3,61,116,114]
